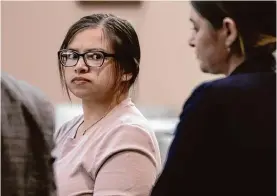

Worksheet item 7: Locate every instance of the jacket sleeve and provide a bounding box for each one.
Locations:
[151,82,223,195]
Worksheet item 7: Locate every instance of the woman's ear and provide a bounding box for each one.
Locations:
[121,73,132,82]
[222,17,238,48]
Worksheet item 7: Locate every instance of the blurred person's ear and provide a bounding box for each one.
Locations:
[222,17,238,49]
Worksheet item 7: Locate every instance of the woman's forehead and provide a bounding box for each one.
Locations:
[68,28,112,52]
[190,7,204,26]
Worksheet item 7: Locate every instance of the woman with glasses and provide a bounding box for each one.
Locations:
[54,14,161,196]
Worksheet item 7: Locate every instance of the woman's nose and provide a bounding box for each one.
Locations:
[188,37,195,48]
[74,57,89,73]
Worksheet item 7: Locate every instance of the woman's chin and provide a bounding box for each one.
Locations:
[199,62,210,73]
[70,89,94,100]
[200,63,222,75]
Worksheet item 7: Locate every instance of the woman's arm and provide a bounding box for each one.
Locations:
[151,82,219,195]
[92,124,160,196]
[94,151,156,196]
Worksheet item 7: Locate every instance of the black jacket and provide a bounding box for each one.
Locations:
[151,55,276,195]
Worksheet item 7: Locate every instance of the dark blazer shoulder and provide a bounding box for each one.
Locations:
[180,81,214,112]
[206,72,275,91]
[180,79,220,116]
[189,72,276,102]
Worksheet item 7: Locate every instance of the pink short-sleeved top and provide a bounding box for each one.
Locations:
[53,98,162,196]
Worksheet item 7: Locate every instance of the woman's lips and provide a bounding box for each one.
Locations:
[71,77,91,84]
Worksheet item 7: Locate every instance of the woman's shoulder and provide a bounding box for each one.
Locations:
[94,117,161,176]
[99,102,158,150]
[101,104,160,155]
[113,103,152,132]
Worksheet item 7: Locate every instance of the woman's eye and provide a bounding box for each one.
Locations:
[69,53,77,59]
[63,52,77,59]
[87,53,103,61]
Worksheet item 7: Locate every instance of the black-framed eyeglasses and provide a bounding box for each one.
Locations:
[58,49,116,67]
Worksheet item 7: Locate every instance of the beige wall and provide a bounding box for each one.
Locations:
[2,1,219,114]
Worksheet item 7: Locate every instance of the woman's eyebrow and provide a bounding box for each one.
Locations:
[84,48,106,52]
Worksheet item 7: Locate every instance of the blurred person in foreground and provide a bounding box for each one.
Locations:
[151,1,276,195]
[53,13,161,196]
[1,73,56,196]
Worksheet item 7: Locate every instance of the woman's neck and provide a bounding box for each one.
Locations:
[225,54,245,76]
[81,93,128,126]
